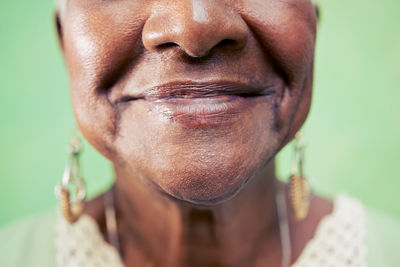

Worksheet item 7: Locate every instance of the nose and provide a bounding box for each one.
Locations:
[142,0,248,58]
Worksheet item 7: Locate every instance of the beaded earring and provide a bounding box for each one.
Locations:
[55,136,87,223]
[289,133,311,220]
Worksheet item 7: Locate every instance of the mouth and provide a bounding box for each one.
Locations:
[115,81,275,101]
[114,81,277,126]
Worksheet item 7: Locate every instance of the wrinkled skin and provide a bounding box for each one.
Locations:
[57,0,331,266]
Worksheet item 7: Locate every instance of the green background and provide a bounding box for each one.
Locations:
[0,0,399,227]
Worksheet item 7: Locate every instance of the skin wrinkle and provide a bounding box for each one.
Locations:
[237,4,315,147]
[56,0,333,266]
[244,20,290,89]
[118,193,155,262]
[101,29,145,138]
[244,1,316,82]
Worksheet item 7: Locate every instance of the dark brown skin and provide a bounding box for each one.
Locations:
[56,0,333,266]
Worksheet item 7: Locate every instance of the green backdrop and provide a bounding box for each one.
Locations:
[1,0,399,227]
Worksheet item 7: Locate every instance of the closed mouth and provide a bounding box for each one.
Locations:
[114,81,276,104]
[113,80,277,126]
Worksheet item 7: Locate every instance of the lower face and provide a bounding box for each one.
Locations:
[62,0,317,205]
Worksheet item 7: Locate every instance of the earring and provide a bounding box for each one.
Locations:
[55,136,87,223]
[289,133,311,220]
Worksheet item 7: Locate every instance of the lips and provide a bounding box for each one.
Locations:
[113,81,276,127]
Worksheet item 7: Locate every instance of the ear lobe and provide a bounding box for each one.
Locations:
[55,12,64,51]
[315,4,320,22]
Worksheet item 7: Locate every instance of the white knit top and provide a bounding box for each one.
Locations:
[55,195,366,267]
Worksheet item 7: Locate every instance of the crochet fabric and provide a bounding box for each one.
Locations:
[292,195,366,267]
[55,195,366,267]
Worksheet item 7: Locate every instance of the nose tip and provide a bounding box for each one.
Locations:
[142,1,248,58]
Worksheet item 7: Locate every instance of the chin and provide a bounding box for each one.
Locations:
[112,103,281,206]
[167,181,246,207]
[152,158,261,207]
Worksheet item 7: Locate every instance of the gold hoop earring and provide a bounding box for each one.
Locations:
[55,136,86,223]
[289,133,311,220]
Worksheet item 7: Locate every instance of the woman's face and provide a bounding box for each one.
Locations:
[59,0,317,205]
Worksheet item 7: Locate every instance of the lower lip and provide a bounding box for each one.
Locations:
[147,95,259,127]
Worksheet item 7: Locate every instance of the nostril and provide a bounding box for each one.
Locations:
[195,38,243,57]
[216,39,242,52]
[171,38,244,60]
[158,42,179,50]
[156,39,241,58]
[219,39,237,47]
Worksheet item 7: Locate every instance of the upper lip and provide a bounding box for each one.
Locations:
[113,81,276,104]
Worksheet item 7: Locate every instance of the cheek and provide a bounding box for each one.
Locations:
[63,3,146,160]
[241,0,317,85]
[240,0,316,141]
[63,14,119,159]
[63,5,145,89]
[70,87,118,160]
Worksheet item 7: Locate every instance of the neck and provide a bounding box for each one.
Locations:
[114,159,283,267]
